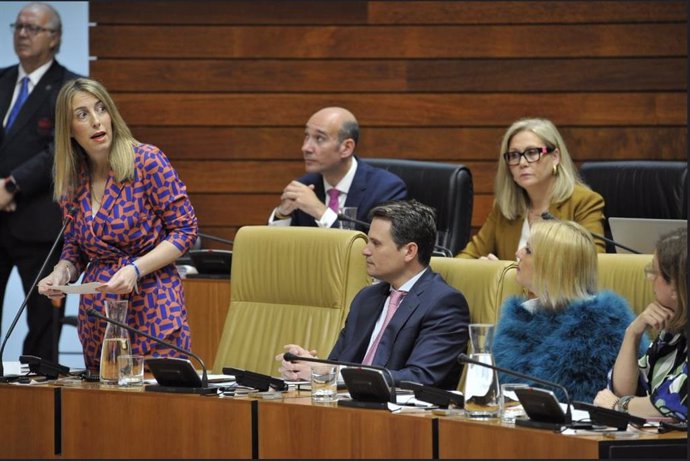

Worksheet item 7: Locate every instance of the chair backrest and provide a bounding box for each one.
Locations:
[429,257,522,325]
[597,253,654,317]
[212,226,371,375]
[365,158,473,255]
[580,161,687,252]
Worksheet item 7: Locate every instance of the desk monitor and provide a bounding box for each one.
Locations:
[608,218,686,254]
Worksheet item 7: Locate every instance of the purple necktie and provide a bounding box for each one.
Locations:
[362,289,407,365]
[327,188,340,213]
[6,77,29,131]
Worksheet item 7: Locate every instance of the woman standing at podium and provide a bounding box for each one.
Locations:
[37,78,198,374]
[594,228,687,422]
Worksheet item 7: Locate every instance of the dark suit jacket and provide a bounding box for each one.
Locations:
[291,158,407,230]
[0,61,80,242]
[328,269,470,389]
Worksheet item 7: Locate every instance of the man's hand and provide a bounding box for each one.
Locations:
[275,344,317,381]
[0,178,15,209]
[280,181,327,219]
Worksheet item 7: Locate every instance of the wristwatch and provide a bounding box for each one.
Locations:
[3,176,18,194]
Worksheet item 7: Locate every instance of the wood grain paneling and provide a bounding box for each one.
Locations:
[133,126,686,162]
[90,1,686,25]
[92,58,686,93]
[112,93,686,127]
[91,24,686,59]
[90,0,687,249]
[0,386,56,459]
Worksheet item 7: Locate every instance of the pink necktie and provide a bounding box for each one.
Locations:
[327,188,340,213]
[362,289,407,365]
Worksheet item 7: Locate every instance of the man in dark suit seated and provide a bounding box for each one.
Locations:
[277,200,470,389]
[0,2,80,361]
[269,106,407,231]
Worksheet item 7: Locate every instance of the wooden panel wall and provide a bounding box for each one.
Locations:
[89,0,687,247]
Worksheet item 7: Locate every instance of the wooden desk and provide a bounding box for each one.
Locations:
[0,384,57,459]
[60,385,254,459]
[182,278,231,369]
[437,415,687,459]
[257,393,434,459]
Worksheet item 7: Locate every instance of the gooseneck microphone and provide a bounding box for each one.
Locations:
[198,232,233,247]
[337,213,454,257]
[0,210,74,382]
[282,352,396,387]
[283,352,399,408]
[87,308,210,389]
[457,353,573,427]
[540,212,641,254]
[336,213,371,230]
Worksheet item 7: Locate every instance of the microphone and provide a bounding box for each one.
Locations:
[337,213,454,257]
[457,353,573,429]
[540,212,641,254]
[337,212,370,230]
[283,352,398,408]
[198,232,233,247]
[0,210,74,382]
[86,308,211,391]
[399,380,464,408]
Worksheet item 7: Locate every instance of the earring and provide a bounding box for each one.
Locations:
[552,164,559,176]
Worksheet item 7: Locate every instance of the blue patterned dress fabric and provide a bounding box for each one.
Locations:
[608,331,687,421]
[60,144,198,371]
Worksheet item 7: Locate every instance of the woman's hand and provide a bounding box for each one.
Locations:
[97,264,138,295]
[627,301,675,336]
[38,266,71,300]
[593,388,619,409]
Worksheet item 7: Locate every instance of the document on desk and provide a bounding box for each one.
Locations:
[52,282,103,295]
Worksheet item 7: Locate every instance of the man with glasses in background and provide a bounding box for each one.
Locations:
[0,2,80,362]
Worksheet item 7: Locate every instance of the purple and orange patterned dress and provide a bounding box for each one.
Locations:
[60,144,198,372]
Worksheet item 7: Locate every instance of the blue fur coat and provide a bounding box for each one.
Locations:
[493,291,646,403]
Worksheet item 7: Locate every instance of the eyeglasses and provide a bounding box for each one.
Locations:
[503,146,556,166]
[644,263,660,280]
[10,23,55,36]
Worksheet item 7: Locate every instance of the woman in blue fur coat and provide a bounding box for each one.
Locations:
[493,220,644,403]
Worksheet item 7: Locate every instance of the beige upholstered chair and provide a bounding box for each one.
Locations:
[430,257,521,325]
[212,226,370,376]
[597,253,654,316]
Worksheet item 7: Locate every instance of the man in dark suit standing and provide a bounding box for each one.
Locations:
[269,107,407,231]
[0,2,80,361]
[278,200,470,389]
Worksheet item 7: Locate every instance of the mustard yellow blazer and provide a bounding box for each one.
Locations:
[458,184,605,260]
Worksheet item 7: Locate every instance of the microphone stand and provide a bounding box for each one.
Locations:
[0,215,72,382]
[283,352,398,408]
[458,353,573,428]
[198,232,233,247]
[87,308,210,389]
[337,213,453,257]
[540,212,641,254]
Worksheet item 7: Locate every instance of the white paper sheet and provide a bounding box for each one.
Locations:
[52,282,103,294]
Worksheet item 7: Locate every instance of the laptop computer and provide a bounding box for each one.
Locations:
[608,217,686,254]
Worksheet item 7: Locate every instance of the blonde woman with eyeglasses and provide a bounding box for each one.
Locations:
[457,118,605,260]
[594,227,687,422]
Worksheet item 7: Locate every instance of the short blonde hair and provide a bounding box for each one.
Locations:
[655,227,687,333]
[529,220,597,309]
[495,118,583,220]
[54,78,139,201]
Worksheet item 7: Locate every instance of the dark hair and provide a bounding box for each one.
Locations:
[337,120,359,146]
[655,227,687,332]
[369,199,437,266]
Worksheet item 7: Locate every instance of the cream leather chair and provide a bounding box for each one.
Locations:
[597,253,654,316]
[213,226,370,376]
[430,257,522,325]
